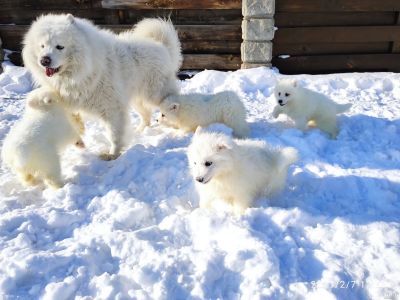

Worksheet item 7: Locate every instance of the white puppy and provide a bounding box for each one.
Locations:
[22,14,182,160]
[157,91,250,138]
[187,128,298,214]
[273,80,351,138]
[2,89,84,189]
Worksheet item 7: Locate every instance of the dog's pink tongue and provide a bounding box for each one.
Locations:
[45,68,56,77]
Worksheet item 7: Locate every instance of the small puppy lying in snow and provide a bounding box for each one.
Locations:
[2,88,85,189]
[187,128,298,214]
[273,80,352,138]
[157,91,249,138]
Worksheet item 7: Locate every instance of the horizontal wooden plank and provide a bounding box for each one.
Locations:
[4,51,241,70]
[0,0,95,9]
[0,8,241,26]
[0,24,241,51]
[181,40,240,54]
[272,54,400,74]
[122,9,241,25]
[275,26,400,44]
[183,54,240,69]
[101,0,241,9]
[0,8,121,25]
[276,0,400,13]
[275,12,396,27]
[273,42,390,56]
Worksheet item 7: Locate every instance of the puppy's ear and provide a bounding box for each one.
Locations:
[66,14,75,24]
[194,126,203,135]
[168,102,180,112]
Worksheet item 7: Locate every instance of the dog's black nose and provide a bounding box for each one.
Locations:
[196,177,204,183]
[40,56,52,67]
[278,100,283,104]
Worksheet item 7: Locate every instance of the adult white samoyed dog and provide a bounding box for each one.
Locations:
[22,14,182,160]
[187,128,298,214]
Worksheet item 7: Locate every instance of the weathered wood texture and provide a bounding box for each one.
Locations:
[0,0,242,70]
[274,0,400,74]
[102,0,242,9]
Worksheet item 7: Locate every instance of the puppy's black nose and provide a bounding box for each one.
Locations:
[278,100,283,104]
[196,177,204,183]
[40,56,51,67]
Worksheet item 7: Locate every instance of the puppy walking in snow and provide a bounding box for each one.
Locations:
[187,128,298,214]
[273,80,352,138]
[2,89,85,189]
[157,91,250,138]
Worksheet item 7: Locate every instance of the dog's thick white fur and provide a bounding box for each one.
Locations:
[158,91,250,138]
[187,128,298,214]
[22,14,182,160]
[273,80,352,138]
[2,89,84,189]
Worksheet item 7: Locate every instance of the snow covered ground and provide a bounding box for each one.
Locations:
[0,61,399,300]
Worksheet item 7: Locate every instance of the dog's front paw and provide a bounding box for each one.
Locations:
[99,153,120,161]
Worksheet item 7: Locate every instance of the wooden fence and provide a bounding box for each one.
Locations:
[1,0,400,73]
[0,0,242,70]
[272,0,400,73]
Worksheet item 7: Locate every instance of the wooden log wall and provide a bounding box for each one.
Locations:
[273,0,400,74]
[0,0,242,70]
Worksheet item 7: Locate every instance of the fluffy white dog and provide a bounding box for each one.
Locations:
[187,128,298,214]
[273,80,352,138]
[2,89,85,188]
[157,91,250,138]
[22,14,182,160]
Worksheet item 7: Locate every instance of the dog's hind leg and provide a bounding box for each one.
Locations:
[100,108,127,160]
[317,116,338,139]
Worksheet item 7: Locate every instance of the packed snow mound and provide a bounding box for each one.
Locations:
[0,62,399,299]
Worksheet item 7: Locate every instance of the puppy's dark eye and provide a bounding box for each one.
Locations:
[285,93,290,97]
[278,92,281,96]
[41,45,44,48]
[161,114,165,118]
[204,161,213,167]
[56,45,64,50]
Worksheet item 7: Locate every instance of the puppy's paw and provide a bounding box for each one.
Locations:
[27,89,56,109]
[99,153,120,161]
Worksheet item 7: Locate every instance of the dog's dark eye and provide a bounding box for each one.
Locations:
[205,161,213,167]
[285,93,290,97]
[41,45,44,48]
[161,113,165,118]
[56,45,64,50]
[278,92,281,96]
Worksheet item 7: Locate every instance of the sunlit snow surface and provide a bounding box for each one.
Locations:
[0,62,399,299]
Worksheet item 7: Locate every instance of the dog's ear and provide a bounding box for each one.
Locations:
[194,126,203,135]
[168,102,180,112]
[66,14,75,24]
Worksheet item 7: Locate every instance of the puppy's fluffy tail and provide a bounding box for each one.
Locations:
[335,103,352,114]
[133,18,182,73]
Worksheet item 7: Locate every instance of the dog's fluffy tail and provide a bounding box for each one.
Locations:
[335,103,352,114]
[133,18,182,73]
